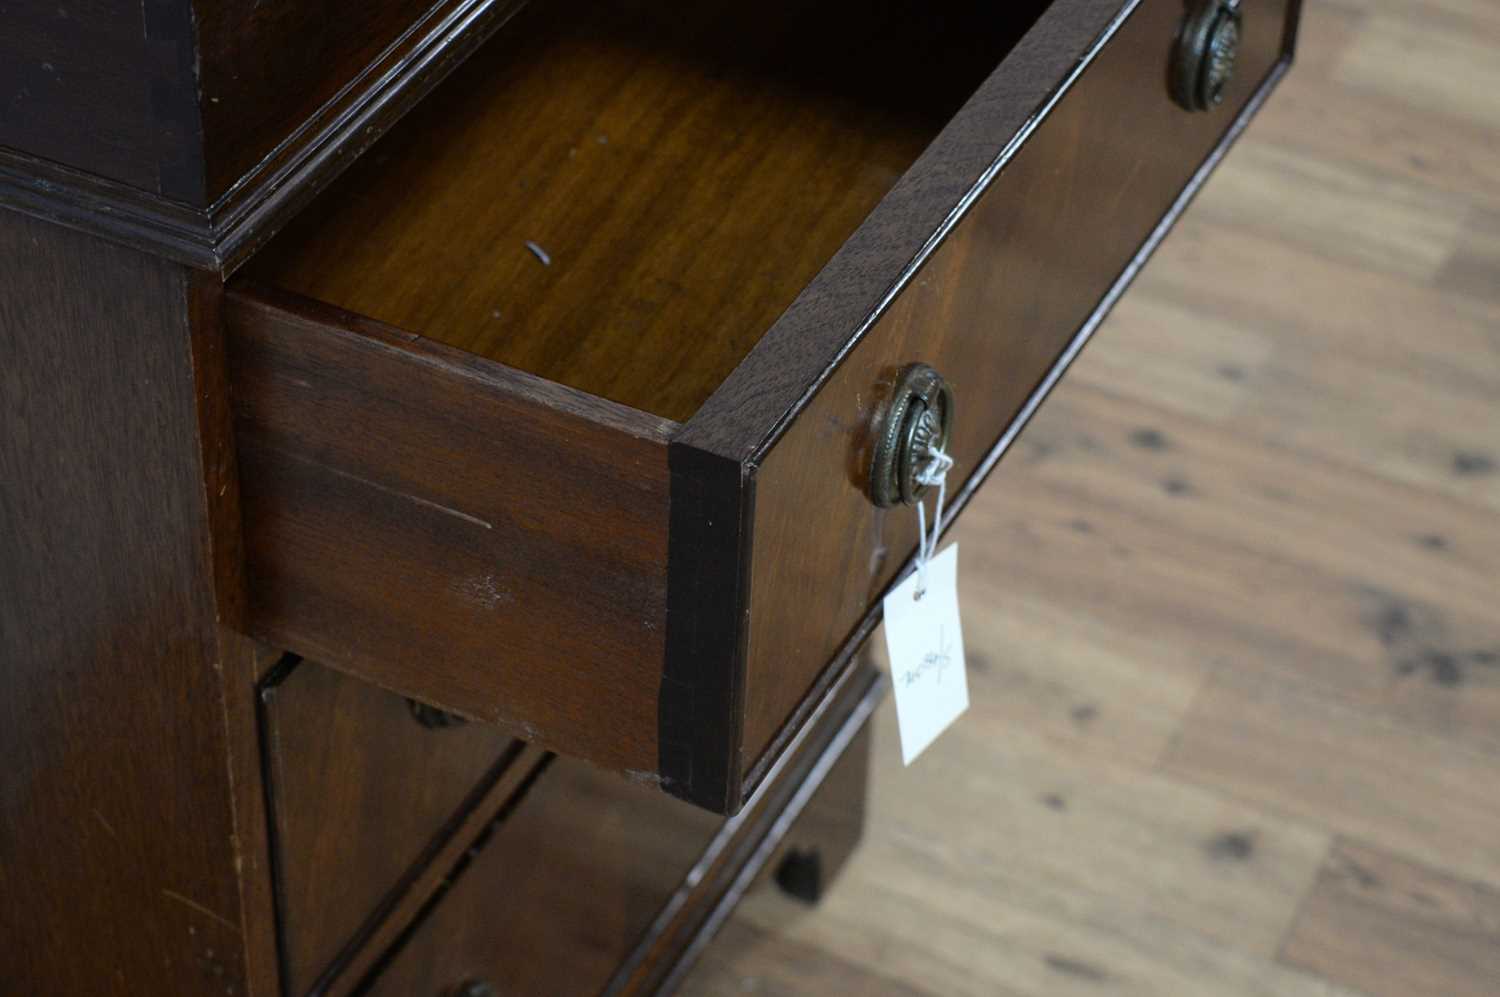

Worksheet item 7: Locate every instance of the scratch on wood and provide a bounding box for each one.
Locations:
[93,808,117,839]
[525,240,552,266]
[161,889,239,933]
[269,446,495,530]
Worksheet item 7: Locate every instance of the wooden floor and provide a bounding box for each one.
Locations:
[681,1,1500,994]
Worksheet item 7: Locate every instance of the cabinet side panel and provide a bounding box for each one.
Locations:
[0,210,247,993]
[0,2,204,199]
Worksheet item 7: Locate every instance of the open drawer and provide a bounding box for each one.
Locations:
[226,0,1297,812]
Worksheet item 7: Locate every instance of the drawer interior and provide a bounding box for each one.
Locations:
[245,0,1054,422]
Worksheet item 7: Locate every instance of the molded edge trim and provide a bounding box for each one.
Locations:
[0,0,530,273]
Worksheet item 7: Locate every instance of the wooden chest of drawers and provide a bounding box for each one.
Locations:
[227,0,1295,813]
[0,0,1300,992]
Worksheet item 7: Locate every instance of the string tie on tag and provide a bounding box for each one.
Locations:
[913,444,953,600]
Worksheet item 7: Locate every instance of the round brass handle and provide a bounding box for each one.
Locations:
[1172,0,1242,112]
[870,363,954,508]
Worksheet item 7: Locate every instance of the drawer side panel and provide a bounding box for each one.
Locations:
[226,287,674,776]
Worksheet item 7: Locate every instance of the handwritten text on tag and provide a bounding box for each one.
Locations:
[882,543,969,765]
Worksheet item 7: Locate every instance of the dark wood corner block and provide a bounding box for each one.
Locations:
[227,0,1299,813]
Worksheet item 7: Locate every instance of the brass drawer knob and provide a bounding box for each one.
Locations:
[870,363,955,508]
[1173,0,1242,112]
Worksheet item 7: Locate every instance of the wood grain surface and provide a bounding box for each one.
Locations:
[194,0,442,200]
[245,0,1047,422]
[1282,840,1500,997]
[360,668,881,996]
[226,286,675,778]
[260,658,519,995]
[233,0,1296,812]
[0,0,498,206]
[0,1,202,197]
[0,211,261,994]
[320,744,551,997]
[0,0,534,272]
[739,0,1292,776]
[679,0,1500,992]
[362,753,724,996]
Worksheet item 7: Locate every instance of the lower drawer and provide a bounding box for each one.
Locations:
[357,668,884,996]
[259,657,523,995]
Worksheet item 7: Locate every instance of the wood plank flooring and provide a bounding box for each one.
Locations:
[681,1,1500,992]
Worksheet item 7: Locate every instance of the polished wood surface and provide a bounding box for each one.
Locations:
[233,0,1299,812]
[681,1,1500,991]
[739,0,1294,774]
[363,669,881,996]
[0,0,457,203]
[322,746,552,997]
[0,0,532,269]
[763,722,871,904]
[248,0,1045,421]
[226,286,674,778]
[195,0,441,199]
[261,658,519,995]
[0,211,264,994]
[0,3,201,197]
[364,756,722,996]
[621,668,883,995]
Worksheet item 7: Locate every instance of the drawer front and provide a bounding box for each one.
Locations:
[732,0,1294,776]
[361,755,723,997]
[360,669,882,996]
[260,657,521,995]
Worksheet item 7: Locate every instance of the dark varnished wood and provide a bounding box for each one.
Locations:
[232,0,1300,812]
[0,1,202,198]
[613,665,881,994]
[322,747,553,997]
[260,658,521,995]
[764,718,871,905]
[245,0,1046,422]
[736,0,1295,774]
[189,228,286,997]
[361,668,882,996]
[226,286,675,777]
[0,0,466,205]
[364,757,721,996]
[660,733,874,995]
[195,0,444,200]
[0,0,531,269]
[225,639,289,997]
[0,210,265,993]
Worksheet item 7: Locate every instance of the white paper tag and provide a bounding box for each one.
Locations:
[882,543,969,765]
